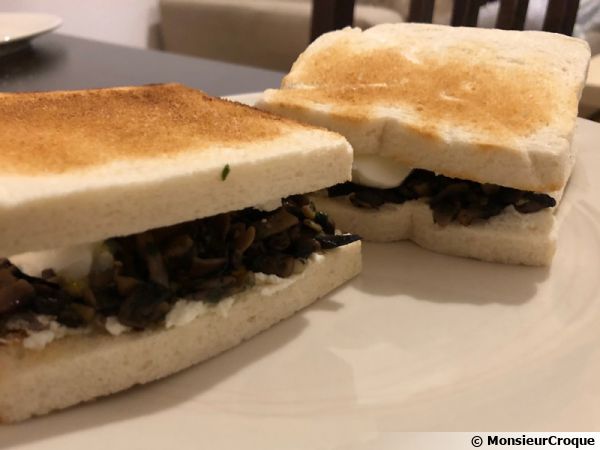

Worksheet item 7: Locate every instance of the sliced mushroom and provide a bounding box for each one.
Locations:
[430,182,470,205]
[2,311,46,332]
[315,234,361,249]
[432,201,460,227]
[233,225,256,253]
[496,187,523,205]
[253,208,299,239]
[0,197,363,335]
[118,283,172,329]
[292,237,321,258]
[0,277,35,315]
[301,204,316,220]
[212,213,232,241]
[32,294,68,316]
[163,234,195,261]
[89,269,114,290]
[136,232,169,288]
[248,253,295,278]
[481,183,500,196]
[456,208,478,226]
[380,189,406,204]
[70,303,96,323]
[327,182,357,197]
[515,193,556,213]
[115,275,142,297]
[314,211,336,234]
[267,231,291,251]
[350,190,385,209]
[190,275,238,303]
[189,257,227,277]
[93,288,122,316]
[326,167,558,227]
[58,306,88,328]
[303,219,323,233]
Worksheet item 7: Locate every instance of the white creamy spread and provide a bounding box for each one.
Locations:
[105,316,132,336]
[23,318,89,350]
[164,252,322,330]
[352,155,412,189]
[254,272,286,284]
[255,198,282,211]
[165,300,208,328]
[254,272,294,296]
[216,297,235,318]
[10,242,102,281]
[310,252,325,263]
[16,249,325,350]
[23,330,56,350]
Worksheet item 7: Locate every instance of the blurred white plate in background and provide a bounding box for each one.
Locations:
[0,13,62,56]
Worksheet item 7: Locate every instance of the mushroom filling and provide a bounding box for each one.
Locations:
[328,169,556,226]
[0,195,359,341]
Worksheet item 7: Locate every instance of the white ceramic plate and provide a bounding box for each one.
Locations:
[3,93,600,448]
[0,13,62,56]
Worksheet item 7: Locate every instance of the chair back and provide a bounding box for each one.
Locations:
[310,0,581,41]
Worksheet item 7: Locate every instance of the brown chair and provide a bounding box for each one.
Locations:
[310,0,581,41]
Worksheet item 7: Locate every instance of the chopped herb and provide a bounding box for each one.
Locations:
[221,164,230,181]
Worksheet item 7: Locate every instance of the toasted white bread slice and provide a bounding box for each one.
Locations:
[313,196,553,265]
[0,241,361,423]
[258,24,591,193]
[0,84,352,256]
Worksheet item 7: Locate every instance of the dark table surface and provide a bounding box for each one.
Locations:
[0,34,284,96]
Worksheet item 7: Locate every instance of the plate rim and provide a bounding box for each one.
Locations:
[0,12,63,45]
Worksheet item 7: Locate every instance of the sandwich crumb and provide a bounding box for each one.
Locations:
[221,164,230,181]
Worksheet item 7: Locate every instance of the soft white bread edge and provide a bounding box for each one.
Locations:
[0,128,353,256]
[312,196,555,266]
[258,23,591,193]
[0,241,361,423]
[258,92,577,194]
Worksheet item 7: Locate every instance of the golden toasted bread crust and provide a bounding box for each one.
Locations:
[278,46,558,140]
[260,24,591,193]
[280,26,586,141]
[0,83,353,256]
[0,84,309,175]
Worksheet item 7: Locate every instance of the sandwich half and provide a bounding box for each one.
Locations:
[0,83,361,422]
[258,23,591,265]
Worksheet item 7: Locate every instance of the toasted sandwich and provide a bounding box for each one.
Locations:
[258,23,591,265]
[0,83,361,422]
